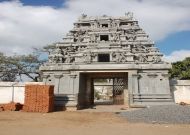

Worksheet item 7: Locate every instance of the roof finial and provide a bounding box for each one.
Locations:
[125,12,133,19]
[81,13,87,18]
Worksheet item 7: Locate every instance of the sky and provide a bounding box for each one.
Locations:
[0,0,190,62]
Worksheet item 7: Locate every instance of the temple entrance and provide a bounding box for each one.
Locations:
[78,72,128,109]
[93,77,127,105]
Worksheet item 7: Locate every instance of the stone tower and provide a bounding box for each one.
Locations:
[40,13,173,109]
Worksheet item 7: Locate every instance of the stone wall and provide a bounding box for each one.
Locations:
[170,80,190,104]
[131,70,173,106]
[0,82,45,104]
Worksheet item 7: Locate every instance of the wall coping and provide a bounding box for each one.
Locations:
[170,80,190,86]
[0,82,45,87]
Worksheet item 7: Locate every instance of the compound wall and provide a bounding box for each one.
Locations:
[0,82,45,104]
[170,80,190,104]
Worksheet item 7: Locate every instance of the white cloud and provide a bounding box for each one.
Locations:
[0,1,76,54]
[0,0,190,54]
[163,50,190,62]
[64,0,190,40]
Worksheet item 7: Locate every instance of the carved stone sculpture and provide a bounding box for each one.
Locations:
[84,51,93,64]
[46,13,165,64]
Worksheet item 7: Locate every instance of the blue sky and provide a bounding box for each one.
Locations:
[20,0,65,8]
[0,0,190,62]
[157,31,190,55]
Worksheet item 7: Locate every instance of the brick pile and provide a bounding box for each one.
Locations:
[0,102,23,111]
[23,85,54,113]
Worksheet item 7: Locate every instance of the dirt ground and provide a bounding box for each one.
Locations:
[0,110,190,135]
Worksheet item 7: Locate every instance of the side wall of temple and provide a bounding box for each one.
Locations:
[131,70,173,106]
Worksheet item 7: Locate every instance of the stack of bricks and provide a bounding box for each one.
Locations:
[0,102,23,111]
[23,85,54,113]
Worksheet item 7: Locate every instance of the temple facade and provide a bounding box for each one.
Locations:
[40,13,174,109]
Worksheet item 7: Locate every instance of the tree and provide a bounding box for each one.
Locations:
[0,44,56,82]
[0,51,46,82]
[42,43,56,54]
[32,43,56,55]
[169,57,190,80]
[0,52,17,81]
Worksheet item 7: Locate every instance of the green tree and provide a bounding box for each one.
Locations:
[169,57,190,80]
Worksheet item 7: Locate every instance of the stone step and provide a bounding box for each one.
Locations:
[133,98,174,102]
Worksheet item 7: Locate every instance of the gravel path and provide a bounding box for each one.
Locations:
[119,105,190,124]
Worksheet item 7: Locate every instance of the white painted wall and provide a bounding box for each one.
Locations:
[0,82,25,104]
[1,80,190,105]
[170,80,190,104]
[0,82,45,104]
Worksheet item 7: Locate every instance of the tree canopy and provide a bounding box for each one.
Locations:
[169,57,190,80]
[0,44,56,82]
[0,52,46,82]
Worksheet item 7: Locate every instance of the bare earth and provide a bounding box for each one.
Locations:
[0,111,190,135]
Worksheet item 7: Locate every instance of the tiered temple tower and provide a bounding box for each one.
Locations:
[40,13,173,109]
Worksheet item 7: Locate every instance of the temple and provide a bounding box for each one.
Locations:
[40,13,173,109]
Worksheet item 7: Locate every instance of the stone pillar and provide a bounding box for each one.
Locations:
[41,74,50,84]
[108,20,111,28]
[132,74,140,94]
[74,73,80,94]
[69,74,77,94]
[124,88,129,106]
[54,74,63,94]
[66,74,78,109]
[162,73,171,94]
[128,72,139,106]
[128,72,133,106]
[86,76,92,106]
[110,52,114,62]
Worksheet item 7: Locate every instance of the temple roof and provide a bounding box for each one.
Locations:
[46,13,168,66]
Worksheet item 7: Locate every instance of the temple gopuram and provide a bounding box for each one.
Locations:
[40,13,173,110]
